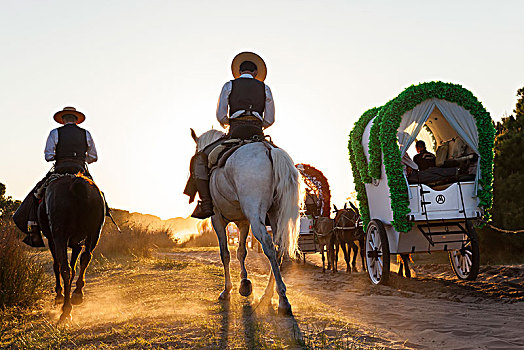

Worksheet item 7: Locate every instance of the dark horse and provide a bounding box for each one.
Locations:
[333,202,366,273]
[38,173,105,323]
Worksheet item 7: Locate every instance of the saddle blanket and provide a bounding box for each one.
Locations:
[208,138,274,170]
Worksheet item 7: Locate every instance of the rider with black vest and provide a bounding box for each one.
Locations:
[186,52,275,219]
[22,107,98,247]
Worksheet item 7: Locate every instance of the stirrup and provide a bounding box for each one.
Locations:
[191,201,214,219]
[23,232,45,248]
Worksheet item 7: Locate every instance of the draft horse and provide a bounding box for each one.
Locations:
[333,202,366,273]
[191,129,300,315]
[39,173,105,323]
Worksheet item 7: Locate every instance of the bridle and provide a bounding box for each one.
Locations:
[334,209,362,231]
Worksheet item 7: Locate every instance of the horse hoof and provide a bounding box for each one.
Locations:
[218,290,231,300]
[58,313,72,325]
[71,292,84,305]
[239,279,252,297]
[278,304,293,316]
[55,295,64,305]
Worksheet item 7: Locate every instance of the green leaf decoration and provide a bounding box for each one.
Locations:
[348,81,495,232]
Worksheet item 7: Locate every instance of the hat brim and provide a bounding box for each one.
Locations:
[231,52,267,82]
[53,110,86,124]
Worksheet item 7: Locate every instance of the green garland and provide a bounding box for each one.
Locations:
[348,107,382,228]
[348,140,371,227]
[351,107,381,184]
[349,81,495,233]
[367,110,383,180]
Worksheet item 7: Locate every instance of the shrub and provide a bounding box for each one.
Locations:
[94,220,175,259]
[0,220,48,308]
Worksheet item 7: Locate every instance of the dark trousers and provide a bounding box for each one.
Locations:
[229,118,263,140]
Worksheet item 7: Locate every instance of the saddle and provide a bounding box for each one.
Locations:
[207,136,275,171]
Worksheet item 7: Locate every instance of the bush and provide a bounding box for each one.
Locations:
[94,220,175,259]
[478,226,524,264]
[0,220,48,308]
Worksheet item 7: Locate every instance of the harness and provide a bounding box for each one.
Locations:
[334,211,360,231]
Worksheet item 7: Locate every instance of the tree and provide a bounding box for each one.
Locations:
[491,87,524,229]
[0,183,21,218]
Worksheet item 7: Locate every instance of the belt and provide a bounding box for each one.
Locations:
[231,115,260,122]
[55,158,86,165]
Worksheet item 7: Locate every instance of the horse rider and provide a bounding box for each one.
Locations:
[185,52,275,219]
[21,107,99,247]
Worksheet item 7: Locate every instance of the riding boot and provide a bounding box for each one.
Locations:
[23,222,45,248]
[191,179,214,219]
[22,196,45,247]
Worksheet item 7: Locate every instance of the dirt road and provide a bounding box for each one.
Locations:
[163,248,524,349]
[2,247,523,349]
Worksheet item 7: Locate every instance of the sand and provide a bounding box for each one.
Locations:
[165,248,524,349]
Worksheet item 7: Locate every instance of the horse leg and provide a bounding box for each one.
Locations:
[340,240,351,273]
[321,243,326,273]
[359,237,366,272]
[402,254,411,278]
[71,247,93,306]
[328,241,333,270]
[249,216,292,315]
[332,234,338,273]
[260,210,279,304]
[54,240,73,323]
[351,242,358,272]
[47,237,64,305]
[69,245,82,285]
[236,221,252,297]
[211,215,233,300]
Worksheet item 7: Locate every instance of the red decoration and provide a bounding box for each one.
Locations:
[295,163,331,217]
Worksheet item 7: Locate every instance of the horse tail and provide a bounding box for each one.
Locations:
[70,176,91,204]
[270,147,300,259]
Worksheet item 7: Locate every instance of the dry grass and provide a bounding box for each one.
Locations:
[0,220,49,309]
[94,219,175,260]
[0,248,386,349]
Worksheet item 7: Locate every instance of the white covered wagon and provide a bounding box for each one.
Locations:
[349,82,495,285]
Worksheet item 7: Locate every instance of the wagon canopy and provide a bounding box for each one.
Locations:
[296,163,331,217]
[349,82,496,233]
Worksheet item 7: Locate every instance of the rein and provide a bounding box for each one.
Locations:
[334,210,359,231]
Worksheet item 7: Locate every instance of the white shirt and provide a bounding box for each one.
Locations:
[44,123,98,164]
[216,73,275,129]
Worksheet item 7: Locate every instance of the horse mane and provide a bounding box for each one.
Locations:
[197,129,226,152]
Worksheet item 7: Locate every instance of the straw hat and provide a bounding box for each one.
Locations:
[231,52,267,82]
[53,107,85,124]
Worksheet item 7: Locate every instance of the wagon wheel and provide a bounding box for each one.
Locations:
[449,221,480,281]
[365,219,390,285]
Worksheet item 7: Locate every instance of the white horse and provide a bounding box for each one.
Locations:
[191,129,300,315]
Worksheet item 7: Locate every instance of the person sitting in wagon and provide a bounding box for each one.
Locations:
[413,140,436,171]
[184,52,275,219]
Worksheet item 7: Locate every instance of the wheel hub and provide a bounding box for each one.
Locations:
[367,249,381,259]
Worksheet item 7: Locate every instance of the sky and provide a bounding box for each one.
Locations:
[1,0,523,219]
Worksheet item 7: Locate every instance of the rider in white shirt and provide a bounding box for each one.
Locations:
[185,52,275,219]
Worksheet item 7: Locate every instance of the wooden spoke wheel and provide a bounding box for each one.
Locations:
[449,221,480,281]
[365,219,390,285]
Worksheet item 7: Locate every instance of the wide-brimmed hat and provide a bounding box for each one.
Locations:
[53,106,85,124]
[231,52,267,82]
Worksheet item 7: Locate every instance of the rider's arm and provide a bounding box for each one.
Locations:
[216,81,232,128]
[44,129,58,162]
[85,130,98,164]
[263,85,275,128]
